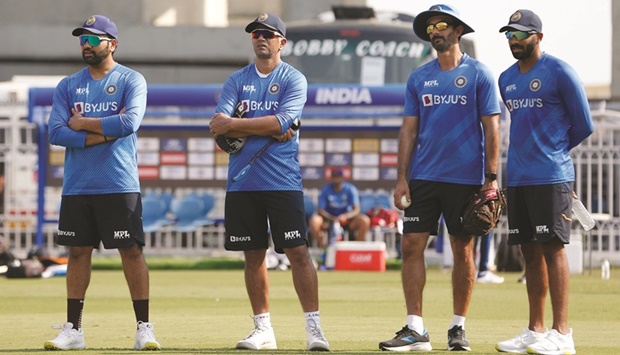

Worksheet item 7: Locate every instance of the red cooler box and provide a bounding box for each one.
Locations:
[333,241,387,271]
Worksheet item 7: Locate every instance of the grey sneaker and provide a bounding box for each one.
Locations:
[379,325,432,351]
[447,325,471,351]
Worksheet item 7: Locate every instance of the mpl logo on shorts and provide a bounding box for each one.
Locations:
[114,230,130,239]
[284,230,302,240]
[535,225,549,234]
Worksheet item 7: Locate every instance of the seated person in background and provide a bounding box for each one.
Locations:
[308,168,370,245]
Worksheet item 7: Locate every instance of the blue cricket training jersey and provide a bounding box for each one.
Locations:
[404,53,500,185]
[318,182,360,216]
[215,61,307,192]
[499,53,594,186]
[48,63,147,195]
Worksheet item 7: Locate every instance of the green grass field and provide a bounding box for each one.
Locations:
[1,258,618,354]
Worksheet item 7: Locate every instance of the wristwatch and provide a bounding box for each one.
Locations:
[485,172,497,181]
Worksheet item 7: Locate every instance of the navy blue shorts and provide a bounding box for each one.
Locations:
[224,191,308,253]
[404,180,480,236]
[57,193,145,249]
[507,183,573,245]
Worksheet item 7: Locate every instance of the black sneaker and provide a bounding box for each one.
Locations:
[447,325,471,351]
[379,326,432,351]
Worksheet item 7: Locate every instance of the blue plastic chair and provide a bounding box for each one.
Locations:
[141,195,170,233]
[170,195,206,232]
[374,193,393,209]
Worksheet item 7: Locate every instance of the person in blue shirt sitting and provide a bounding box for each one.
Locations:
[308,168,371,247]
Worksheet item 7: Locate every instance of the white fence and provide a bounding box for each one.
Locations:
[1,101,619,267]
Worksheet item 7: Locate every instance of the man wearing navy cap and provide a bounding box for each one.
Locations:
[380,3,501,352]
[210,13,330,351]
[44,15,160,351]
[495,9,593,355]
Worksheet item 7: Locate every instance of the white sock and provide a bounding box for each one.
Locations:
[450,315,466,329]
[304,311,321,328]
[254,312,272,328]
[407,315,424,334]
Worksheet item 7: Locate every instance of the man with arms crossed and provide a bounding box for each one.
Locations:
[496,10,593,355]
[378,4,500,352]
[45,15,160,350]
[209,13,329,352]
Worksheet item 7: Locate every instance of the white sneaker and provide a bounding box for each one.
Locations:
[134,321,161,350]
[236,322,277,350]
[496,328,546,353]
[526,329,575,355]
[477,271,505,284]
[306,319,330,351]
[43,322,86,350]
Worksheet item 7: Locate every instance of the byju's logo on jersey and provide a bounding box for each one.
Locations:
[504,98,543,111]
[422,94,467,107]
[74,101,119,114]
[105,84,117,95]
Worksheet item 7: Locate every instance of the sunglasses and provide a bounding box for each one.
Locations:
[426,21,452,34]
[78,35,113,46]
[250,29,282,40]
[505,31,537,41]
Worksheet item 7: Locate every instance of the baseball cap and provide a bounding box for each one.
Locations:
[72,15,118,39]
[499,10,542,33]
[245,13,286,37]
[331,168,344,178]
[413,4,474,42]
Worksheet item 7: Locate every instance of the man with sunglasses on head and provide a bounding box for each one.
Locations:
[209,13,330,352]
[44,15,160,351]
[379,4,501,352]
[496,10,593,355]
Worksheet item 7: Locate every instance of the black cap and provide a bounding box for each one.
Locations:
[499,10,542,33]
[413,4,474,42]
[245,13,286,37]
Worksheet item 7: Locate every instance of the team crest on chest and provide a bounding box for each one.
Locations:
[105,84,117,95]
[529,79,542,92]
[269,83,280,94]
[454,76,467,88]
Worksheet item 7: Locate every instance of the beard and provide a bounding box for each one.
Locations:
[510,40,536,60]
[82,43,111,66]
[430,31,457,53]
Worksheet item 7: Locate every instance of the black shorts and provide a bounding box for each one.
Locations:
[224,191,308,253]
[404,180,480,236]
[507,183,573,245]
[57,193,145,249]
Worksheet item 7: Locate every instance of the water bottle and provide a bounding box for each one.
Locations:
[601,259,610,280]
[572,199,595,231]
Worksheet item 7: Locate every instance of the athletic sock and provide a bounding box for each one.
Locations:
[67,299,84,330]
[450,315,466,329]
[407,315,424,334]
[132,299,149,325]
[254,312,272,328]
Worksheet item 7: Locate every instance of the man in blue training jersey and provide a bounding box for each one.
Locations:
[209,13,330,352]
[379,4,501,352]
[45,15,160,351]
[495,10,593,355]
[308,168,371,247]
